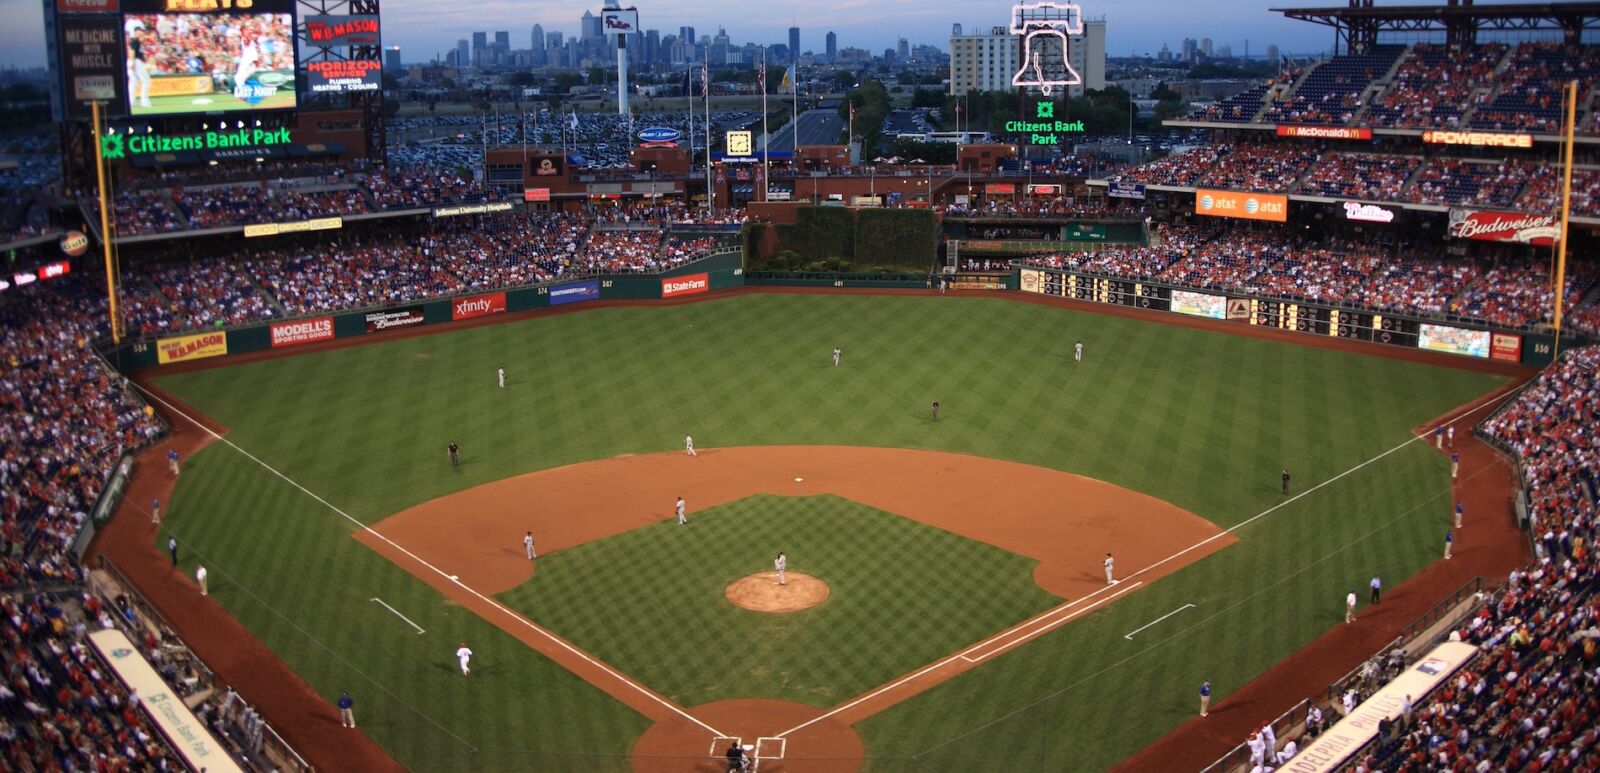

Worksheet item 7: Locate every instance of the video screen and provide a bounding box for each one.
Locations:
[1418,323,1491,359]
[123,12,296,116]
[1171,290,1227,319]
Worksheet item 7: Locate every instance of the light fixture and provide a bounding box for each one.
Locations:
[202,123,208,130]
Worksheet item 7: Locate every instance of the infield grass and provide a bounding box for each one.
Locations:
[153,292,1507,771]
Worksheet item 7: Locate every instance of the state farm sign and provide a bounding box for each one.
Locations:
[451,292,507,321]
[1447,209,1558,246]
[270,317,334,347]
[661,273,709,298]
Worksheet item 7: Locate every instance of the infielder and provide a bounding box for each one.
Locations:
[151,497,161,524]
[1444,529,1453,559]
[167,449,180,476]
[1345,589,1357,623]
[524,531,536,560]
[456,642,473,676]
[1451,451,1460,479]
[931,401,940,421]
[676,496,687,525]
[832,347,841,366]
[685,435,696,456]
[497,368,506,389]
[1103,552,1115,585]
[1454,501,1463,528]
[196,565,208,596]
[1074,340,1084,362]
[775,552,787,586]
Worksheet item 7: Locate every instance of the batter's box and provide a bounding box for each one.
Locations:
[710,735,742,757]
[757,737,786,759]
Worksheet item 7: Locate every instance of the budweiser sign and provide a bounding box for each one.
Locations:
[1343,201,1395,223]
[661,273,710,298]
[1447,209,1558,246]
[270,317,334,348]
[451,292,507,321]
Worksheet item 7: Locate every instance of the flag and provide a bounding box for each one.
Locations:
[758,64,766,95]
[700,60,709,93]
[781,65,794,92]
[569,111,579,130]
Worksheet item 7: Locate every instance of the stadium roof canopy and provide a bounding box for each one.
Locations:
[1270,1,1600,52]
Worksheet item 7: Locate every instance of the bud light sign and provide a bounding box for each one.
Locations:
[637,127,682,146]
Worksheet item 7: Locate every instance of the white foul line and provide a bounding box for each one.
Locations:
[961,581,1144,663]
[130,381,726,739]
[370,597,426,635]
[1123,603,1195,640]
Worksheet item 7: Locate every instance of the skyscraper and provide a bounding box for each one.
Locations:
[581,10,597,41]
[471,31,487,63]
[826,31,837,62]
[896,37,909,61]
[789,26,800,62]
[456,38,469,68]
[384,46,401,71]
[531,24,544,55]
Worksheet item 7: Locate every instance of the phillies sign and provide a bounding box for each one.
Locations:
[1447,209,1558,246]
[452,292,507,321]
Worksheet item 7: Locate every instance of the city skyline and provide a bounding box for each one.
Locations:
[0,0,1572,70]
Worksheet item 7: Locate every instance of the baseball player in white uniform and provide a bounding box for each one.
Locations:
[196,565,208,596]
[774,552,787,585]
[497,368,506,389]
[676,496,687,525]
[1446,424,1455,445]
[456,643,473,676]
[1103,552,1115,585]
[524,531,536,560]
[685,435,696,456]
[832,347,841,366]
[1075,341,1084,362]
[1345,590,1357,623]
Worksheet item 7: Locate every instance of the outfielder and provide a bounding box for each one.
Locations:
[1074,340,1084,362]
[497,368,506,389]
[832,347,841,366]
[1103,552,1115,585]
[775,552,787,586]
[456,642,473,676]
[676,496,687,525]
[685,435,696,456]
[524,531,536,560]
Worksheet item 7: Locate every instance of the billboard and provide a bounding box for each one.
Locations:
[1447,209,1558,246]
[1422,130,1532,148]
[269,317,333,347]
[1171,290,1226,319]
[433,201,514,218]
[600,9,639,35]
[57,0,119,12]
[1490,332,1523,363]
[1107,181,1145,200]
[1418,323,1490,359]
[1343,201,1396,223]
[303,15,380,47]
[451,292,507,321]
[365,306,425,332]
[1275,125,1371,140]
[549,279,600,306]
[305,59,381,94]
[59,17,125,120]
[121,0,298,117]
[1194,189,1288,222]
[156,331,227,364]
[661,273,709,298]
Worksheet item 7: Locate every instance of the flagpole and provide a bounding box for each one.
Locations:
[704,54,712,214]
[686,66,695,212]
[762,51,769,202]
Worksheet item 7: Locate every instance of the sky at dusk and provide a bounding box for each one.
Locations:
[0,0,1568,71]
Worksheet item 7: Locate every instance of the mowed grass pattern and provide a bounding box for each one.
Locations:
[152,293,1507,771]
[500,495,1060,707]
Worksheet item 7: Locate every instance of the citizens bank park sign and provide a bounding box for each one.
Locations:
[1448,209,1558,246]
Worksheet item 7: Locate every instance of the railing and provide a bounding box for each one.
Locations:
[1197,698,1316,773]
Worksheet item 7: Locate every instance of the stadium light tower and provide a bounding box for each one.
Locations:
[601,2,641,116]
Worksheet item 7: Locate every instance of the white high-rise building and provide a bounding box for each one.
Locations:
[948,17,1105,96]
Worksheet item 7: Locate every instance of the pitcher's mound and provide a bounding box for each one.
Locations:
[725,572,829,613]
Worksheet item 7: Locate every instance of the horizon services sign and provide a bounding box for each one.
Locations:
[270,317,334,348]
[662,273,709,298]
[1275,125,1372,140]
[156,331,228,365]
[1422,130,1533,148]
[1195,189,1287,223]
[1447,208,1558,246]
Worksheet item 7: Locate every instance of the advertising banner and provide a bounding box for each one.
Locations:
[1491,332,1523,363]
[58,17,123,121]
[88,630,245,773]
[244,216,342,238]
[1418,323,1491,358]
[451,292,507,321]
[1422,130,1533,148]
[1283,641,1477,773]
[156,331,227,365]
[984,183,1016,195]
[57,0,118,12]
[1194,189,1288,222]
[533,156,563,176]
[1343,201,1396,223]
[365,306,425,332]
[550,279,600,306]
[524,188,551,202]
[1275,125,1372,140]
[433,202,514,218]
[303,15,380,47]
[601,9,639,34]
[661,273,709,298]
[1171,290,1227,319]
[1019,268,1045,294]
[305,59,382,94]
[1447,209,1557,246]
[1107,181,1145,200]
[269,317,334,347]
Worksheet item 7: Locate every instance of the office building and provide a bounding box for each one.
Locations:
[384,46,401,71]
[948,17,1105,96]
[789,26,800,62]
[825,31,837,62]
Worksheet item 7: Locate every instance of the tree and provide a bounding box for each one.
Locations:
[504,72,539,88]
[586,66,607,86]
[831,70,857,91]
[911,89,944,108]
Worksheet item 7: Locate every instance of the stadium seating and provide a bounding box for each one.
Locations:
[1367,43,1504,130]
[1471,42,1600,133]
[1200,144,1319,193]
[1260,46,1404,126]
[1299,152,1421,201]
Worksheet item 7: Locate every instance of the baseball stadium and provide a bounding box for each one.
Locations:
[2,0,1598,771]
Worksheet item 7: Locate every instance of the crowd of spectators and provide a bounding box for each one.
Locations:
[1200,144,1320,194]
[1472,42,1600,134]
[1299,153,1422,201]
[274,187,369,221]
[100,190,184,236]
[1447,256,1595,330]
[174,184,276,230]
[1367,43,1503,130]
[580,229,668,274]
[119,258,280,337]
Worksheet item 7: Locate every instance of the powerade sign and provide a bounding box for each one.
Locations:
[637,127,682,145]
[100,128,293,159]
[550,279,600,306]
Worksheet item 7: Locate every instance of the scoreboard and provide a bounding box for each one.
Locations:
[1034,271,1172,311]
[1246,299,1420,347]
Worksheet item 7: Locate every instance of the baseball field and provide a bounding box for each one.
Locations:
[134,291,1507,771]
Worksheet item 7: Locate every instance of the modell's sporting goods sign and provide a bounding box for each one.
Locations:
[270,317,334,347]
[1447,209,1558,246]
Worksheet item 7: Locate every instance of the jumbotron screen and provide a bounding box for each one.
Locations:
[121,0,297,117]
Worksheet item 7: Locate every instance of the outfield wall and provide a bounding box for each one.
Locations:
[1014,265,1569,368]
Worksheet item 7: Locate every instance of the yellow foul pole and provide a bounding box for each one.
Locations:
[91,101,121,344]
[1552,80,1576,360]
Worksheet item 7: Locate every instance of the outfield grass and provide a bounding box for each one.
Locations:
[153,293,1506,771]
[499,494,1061,707]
